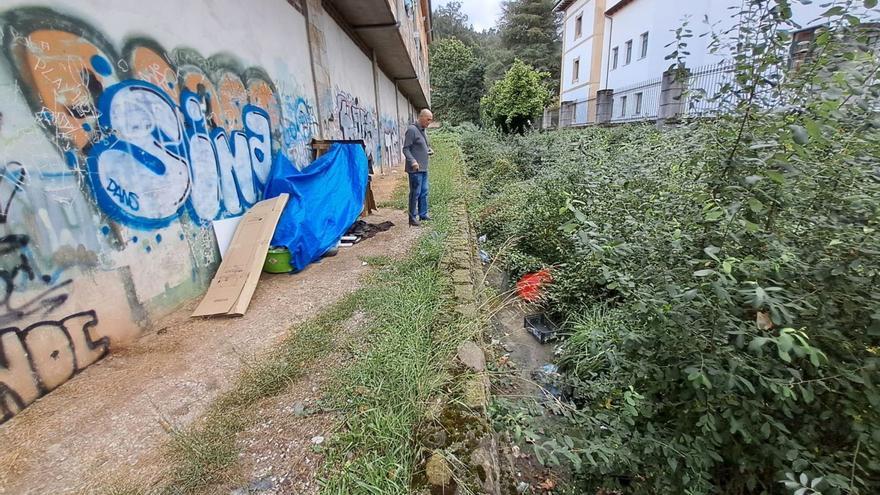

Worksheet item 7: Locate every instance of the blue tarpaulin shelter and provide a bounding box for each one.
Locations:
[262,143,368,271]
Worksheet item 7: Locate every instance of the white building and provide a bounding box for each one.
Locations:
[553,0,878,125]
[557,0,608,125]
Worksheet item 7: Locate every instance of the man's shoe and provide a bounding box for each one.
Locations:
[420,215,432,221]
[409,218,421,227]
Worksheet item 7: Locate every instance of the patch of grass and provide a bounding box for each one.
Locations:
[359,255,392,267]
[99,484,151,495]
[377,174,409,210]
[318,132,470,494]
[163,294,362,492]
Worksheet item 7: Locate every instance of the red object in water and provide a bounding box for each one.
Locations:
[516,268,552,302]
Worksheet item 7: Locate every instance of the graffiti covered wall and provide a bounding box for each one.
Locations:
[310,3,394,168]
[378,72,403,171]
[0,0,421,424]
[0,0,320,423]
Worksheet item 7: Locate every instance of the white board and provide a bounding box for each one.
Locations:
[212,216,244,260]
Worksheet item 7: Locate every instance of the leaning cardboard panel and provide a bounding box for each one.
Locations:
[192,194,289,317]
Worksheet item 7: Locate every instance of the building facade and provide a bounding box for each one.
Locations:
[557,0,607,125]
[551,0,876,127]
[0,0,431,423]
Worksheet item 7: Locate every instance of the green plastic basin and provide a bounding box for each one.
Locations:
[263,247,293,273]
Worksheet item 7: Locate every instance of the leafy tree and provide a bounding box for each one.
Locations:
[498,0,561,88]
[431,1,479,44]
[431,2,511,88]
[480,59,550,134]
[429,38,485,124]
[476,29,514,86]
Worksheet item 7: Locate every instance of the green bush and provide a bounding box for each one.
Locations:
[462,3,880,494]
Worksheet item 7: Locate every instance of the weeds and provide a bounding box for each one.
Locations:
[462,4,880,493]
[318,131,469,494]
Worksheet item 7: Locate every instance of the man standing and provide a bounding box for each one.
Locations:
[402,109,433,226]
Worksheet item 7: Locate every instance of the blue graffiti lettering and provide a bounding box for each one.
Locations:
[86,81,277,229]
[106,178,140,212]
[86,80,190,229]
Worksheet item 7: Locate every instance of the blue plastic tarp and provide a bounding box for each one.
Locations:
[262,143,368,271]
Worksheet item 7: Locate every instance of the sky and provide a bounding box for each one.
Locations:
[433,0,504,32]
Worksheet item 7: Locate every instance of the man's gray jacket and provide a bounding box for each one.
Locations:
[402,123,429,173]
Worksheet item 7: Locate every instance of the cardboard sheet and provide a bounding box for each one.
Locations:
[192,194,289,317]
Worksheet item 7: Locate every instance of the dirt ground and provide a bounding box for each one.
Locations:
[0,171,414,494]
[229,309,369,495]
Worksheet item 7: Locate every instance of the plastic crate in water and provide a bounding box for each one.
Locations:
[524,313,558,344]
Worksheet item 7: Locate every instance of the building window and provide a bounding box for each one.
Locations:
[635,92,643,115]
[575,13,583,39]
[572,58,580,83]
[790,27,816,71]
[611,47,619,69]
[625,40,633,65]
[640,32,649,59]
[619,95,627,117]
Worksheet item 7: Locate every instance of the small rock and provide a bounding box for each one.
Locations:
[157,327,168,335]
[454,283,475,301]
[452,269,471,285]
[249,476,274,491]
[311,435,325,445]
[472,436,502,494]
[462,375,489,410]
[425,452,453,487]
[424,429,448,449]
[457,341,486,372]
[292,401,306,416]
[516,481,530,493]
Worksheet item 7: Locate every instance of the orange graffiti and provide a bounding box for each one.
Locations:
[179,68,221,125]
[128,46,177,102]
[13,29,115,150]
[247,79,281,134]
[216,72,247,129]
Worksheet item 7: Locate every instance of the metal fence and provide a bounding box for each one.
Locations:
[608,77,661,123]
[682,62,736,117]
[550,63,746,128]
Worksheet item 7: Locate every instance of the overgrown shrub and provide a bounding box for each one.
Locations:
[463,2,880,494]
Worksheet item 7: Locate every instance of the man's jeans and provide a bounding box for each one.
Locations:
[408,171,429,222]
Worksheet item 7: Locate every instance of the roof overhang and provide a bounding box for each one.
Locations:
[326,0,430,109]
[606,0,637,16]
[553,0,576,12]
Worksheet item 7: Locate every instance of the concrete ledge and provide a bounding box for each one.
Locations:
[421,197,501,495]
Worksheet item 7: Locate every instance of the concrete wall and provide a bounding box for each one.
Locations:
[398,87,415,136]
[398,0,430,101]
[378,72,403,171]
[0,0,425,423]
[311,5,382,164]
